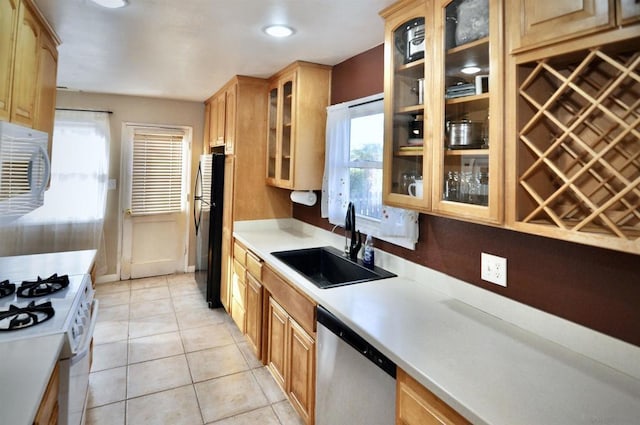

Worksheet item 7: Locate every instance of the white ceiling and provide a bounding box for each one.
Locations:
[33,0,396,102]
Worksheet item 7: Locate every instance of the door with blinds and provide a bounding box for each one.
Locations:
[121,125,191,279]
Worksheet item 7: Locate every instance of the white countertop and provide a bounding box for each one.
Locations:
[0,334,64,425]
[0,249,96,425]
[234,219,640,425]
[0,249,97,280]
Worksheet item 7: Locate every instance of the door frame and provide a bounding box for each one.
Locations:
[116,122,193,280]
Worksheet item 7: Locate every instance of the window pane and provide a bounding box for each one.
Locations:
[349,113,383,162]
[349,167,382,220]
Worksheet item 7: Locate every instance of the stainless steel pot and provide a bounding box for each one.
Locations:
[446,120,483,148]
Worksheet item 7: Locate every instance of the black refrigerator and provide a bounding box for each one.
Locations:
[194,153,225,308]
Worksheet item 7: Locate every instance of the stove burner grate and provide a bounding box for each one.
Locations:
[0,280,16,299]
[0,300,55,331]
[17,274,70,298]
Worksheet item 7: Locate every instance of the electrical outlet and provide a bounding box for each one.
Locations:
[481,252,507,287]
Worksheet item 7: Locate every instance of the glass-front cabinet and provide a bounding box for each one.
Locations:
[432,0,502,222]
[381,0,502,223]
[266,73,295,187]
[381,0,431,211]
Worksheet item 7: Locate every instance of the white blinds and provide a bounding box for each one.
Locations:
[131,128,185,215]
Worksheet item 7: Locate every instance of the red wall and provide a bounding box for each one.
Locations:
[293,44,640,348]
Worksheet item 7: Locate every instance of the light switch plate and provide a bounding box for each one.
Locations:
[481,252,507,287]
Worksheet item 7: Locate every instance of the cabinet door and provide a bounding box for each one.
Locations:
[34,363,59,425]
[245,273,262,358]
[231,261,247,333]
[34,31,58,154]
[396,369,470,425]
[214,93,226,146]
[431,0,502,223]
[224,83,237,154]
[512,0,615,52]
[11,0,41,127]
[0,0,18,121]
[267,297,288,390]
[219,156,235,312]
[266,84,278,184]
[203,101,211,153]
[617,0,640,25]
[287,319,315,424]
[381,1,431,211]
[277,73,295,187]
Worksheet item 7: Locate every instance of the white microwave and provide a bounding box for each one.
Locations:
[0,121,50,224]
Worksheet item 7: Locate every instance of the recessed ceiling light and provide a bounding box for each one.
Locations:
[90,0,128,8]
[263,25,295,38]
[460,66,481,75]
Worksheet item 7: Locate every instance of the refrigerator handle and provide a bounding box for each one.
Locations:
[194,162,203,235]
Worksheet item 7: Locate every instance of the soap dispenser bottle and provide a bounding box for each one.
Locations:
[362,234,374,268]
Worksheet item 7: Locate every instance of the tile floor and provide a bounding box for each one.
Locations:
[88,273,304,425]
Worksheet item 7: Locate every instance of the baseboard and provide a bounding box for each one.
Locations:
[95,274,119,284]
[186,265,195,273]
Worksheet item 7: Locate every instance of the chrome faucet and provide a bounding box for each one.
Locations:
[345,202,362,261]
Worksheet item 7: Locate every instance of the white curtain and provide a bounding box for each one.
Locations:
[0,110,111,274]
[321,99,419,249]
[321,103,351,224]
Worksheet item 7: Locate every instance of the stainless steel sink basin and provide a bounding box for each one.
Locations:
[271,246,396,289]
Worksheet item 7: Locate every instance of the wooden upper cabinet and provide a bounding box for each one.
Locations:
[214,93,226,145]
[11,0,41,127]
[431,0,504,224]
[205,82,237,153]
[34,29,58,154]
[0,0,19,121]
[510,0,616,52]
[1,0,59,148]
[617,0,640,25]
[224,83,236,154]
[380,0,431,212]
[206,92,225,148]
[202,101,211,153]
[266,61,331,190]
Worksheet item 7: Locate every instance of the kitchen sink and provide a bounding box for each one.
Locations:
[271,246,396,289]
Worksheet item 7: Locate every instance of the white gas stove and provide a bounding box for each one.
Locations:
[0,272,98,425]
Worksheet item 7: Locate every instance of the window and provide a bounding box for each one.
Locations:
[322,94,418,249]
[23,110,110,223]
[349,109,384,222]
[129,127,186,215]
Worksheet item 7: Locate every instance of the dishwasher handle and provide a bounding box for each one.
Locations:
[317,305,396,378]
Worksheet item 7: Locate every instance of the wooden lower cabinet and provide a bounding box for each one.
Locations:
[396,369,469,425]
[34,362,59,425]
[230,259,246,333]
[230,239,265,360]
[266,295,315,424]
[267,297,288,389]
[287,318,315,424]
[245,272,263,357]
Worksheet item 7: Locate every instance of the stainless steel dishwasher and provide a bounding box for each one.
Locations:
[315,305,396,425]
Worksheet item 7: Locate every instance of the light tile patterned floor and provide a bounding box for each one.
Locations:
[88,273,304,425]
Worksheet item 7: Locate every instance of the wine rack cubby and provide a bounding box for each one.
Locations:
[514,41,639,253]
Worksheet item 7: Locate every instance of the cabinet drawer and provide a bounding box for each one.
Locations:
[234,240,247,266]
[246,251,262,280]
[233,259,246,283]
[262,265,315,335]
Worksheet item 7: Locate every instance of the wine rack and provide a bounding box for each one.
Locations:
[514,42,640,252]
